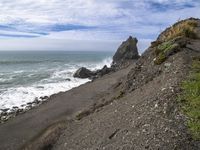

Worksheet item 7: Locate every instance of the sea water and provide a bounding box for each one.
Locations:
[0,51,113,111]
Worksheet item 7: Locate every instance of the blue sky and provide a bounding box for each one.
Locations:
[0,0,200,52]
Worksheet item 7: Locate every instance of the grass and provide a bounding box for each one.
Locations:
[163,20,198,41]
[180,56,200,139]
[154,39,180,65]
[153,19,198,65]
[154,53,167,65]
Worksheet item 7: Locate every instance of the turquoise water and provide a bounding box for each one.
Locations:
[0,51,113,110]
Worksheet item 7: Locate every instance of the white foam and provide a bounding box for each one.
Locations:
[13,70,24,73]
[0,76,13,83]
[0,78,89,111]
[79,57,112,71]
[0,57,112,112]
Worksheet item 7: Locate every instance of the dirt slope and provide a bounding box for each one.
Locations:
[52,19,200,150]
[0,65,133,150]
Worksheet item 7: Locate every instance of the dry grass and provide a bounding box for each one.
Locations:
[163,20,198,41]
[153,19,198,65]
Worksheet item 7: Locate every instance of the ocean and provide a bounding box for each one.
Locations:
[0,51,113,112]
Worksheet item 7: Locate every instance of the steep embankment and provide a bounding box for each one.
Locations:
[50,18,200,149]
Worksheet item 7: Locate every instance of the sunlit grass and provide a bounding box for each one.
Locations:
[154,39,180,65]
[163,20,198,41]
[180,56,200,139]
[153,19,198,65]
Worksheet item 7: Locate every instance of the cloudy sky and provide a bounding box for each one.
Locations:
[0,0,200,52]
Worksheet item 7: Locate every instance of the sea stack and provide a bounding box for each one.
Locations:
[112,36,140,68]
[73,36,140,79]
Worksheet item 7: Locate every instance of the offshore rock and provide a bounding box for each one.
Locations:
[112,36,140,68]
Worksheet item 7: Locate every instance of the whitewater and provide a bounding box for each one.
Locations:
[0,51,113,112]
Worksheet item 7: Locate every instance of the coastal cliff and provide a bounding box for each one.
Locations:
[1,18,200,150]
[51,18,200,150]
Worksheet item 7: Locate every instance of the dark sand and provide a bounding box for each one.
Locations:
[0,65,133,150]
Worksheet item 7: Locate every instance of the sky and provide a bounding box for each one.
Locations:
[0,0,200,52]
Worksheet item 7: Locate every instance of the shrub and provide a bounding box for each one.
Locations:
[182,27,198,39]
[154,52,166,65]
[154,39,180,65]
[150,40,162,48]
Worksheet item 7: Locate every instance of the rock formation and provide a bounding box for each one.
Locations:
[73,67,94,79]
[112,36,140,67]
[73,36,140,79]
[73,65,113,79]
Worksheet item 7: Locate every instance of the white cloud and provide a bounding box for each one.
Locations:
[0,0,199,52]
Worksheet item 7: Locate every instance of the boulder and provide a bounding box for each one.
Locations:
[96,65,112,76]
[73,67,94,79]
[73,65,113,80]
[112,36,139,66]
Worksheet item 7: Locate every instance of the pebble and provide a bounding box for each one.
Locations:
[161,88,166,91]
[164,63,171,67]
[0,96,50,124]
[0,108,9,112]
[155,103,158,108]
[40,96,49,100]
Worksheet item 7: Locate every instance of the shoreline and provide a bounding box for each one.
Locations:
[0,52,113,120]
[1,18,200,150]
[0,80,91,124]
[0,65,132,150]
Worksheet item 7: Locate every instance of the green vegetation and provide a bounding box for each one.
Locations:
[163,20,198,41]
[154,39,180,65]
[180,56,200,139]
[154,53,167,65]
[153,19,198,65]
[157,40,179,52]
[150,41,162,48]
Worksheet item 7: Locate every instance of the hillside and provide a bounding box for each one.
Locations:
[1,18,200,150]
[51,18,200,150]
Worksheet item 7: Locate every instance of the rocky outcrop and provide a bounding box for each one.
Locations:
[112,36,140,68]
[73,65,113,79]
[74,36,140,79]
[93,65,113,78]
[73,67,94,79]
